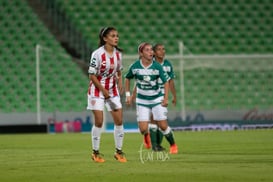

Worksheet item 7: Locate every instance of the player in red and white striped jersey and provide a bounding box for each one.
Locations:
[87,45,122,98]
[87,27,126,163]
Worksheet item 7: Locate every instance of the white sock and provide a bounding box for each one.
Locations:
[149,123,158,132]
[91,126,102,151]
[114,125,124,150]
[161,126,172,135]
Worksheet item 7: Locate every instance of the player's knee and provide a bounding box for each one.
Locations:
[114,120,123,126]
[140,129,149,135]
[94,121,103,128]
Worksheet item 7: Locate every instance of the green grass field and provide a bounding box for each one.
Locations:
[0,129,273,182]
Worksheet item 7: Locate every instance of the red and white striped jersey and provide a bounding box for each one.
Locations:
[87,46,123,98]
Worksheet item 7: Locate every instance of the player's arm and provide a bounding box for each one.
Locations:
[131,82,137,102]
[159,65,170,107]
[168,62,176,106]
[89,74,109,99]
[124,78,132,105]
[88,54,109,99]
[169,79,177,106]
[116,70,123,94]
[162,81,169,107]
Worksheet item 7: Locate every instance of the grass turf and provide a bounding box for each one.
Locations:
[0,129,273,182]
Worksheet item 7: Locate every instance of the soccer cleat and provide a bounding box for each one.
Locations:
[169,144,178,154]
[143,133,151,149]
[114,149,127,163]
[152,145,166,152]
[92,150,105,163]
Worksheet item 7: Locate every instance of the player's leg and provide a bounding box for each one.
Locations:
[107,96,127,162]
[87,96,105,162]
[107,97,124,151]
[110,108,127,162]
[137,105,152,149]
[149,117,158,150]
[110,108,124,150]
[150,115,165,151]
[152,104,178,154]
[91,110,105,162]
[139,121,150,148]
[156,126,164,148]
[157,120,178,154]
[91,110,104,150]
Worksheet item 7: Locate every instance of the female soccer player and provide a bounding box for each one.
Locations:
[149,43,177,152]
[87,27,126,163]
[125,42,178,154]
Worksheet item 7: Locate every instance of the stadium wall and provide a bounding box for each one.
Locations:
[1,108,273,134]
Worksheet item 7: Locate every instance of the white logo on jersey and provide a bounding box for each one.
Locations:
[144,76,151,82]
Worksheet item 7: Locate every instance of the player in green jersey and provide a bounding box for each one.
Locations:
[125,42,178,154]
[149,43,177,152]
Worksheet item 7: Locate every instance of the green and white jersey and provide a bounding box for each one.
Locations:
[156,59,175,93]
[125,59,170,107]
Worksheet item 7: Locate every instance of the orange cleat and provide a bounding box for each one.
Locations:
[114,149,127,163]
[169,144,178,154]
[92,150,105,163]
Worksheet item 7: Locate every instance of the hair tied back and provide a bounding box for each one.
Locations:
[101,27,109,38]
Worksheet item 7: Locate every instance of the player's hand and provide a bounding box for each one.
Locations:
[161,98,168,107]
[131,94,136,103]
[106,98,118,111]
[118,82,124,94]
[103,90,110,99]
[172,97,177,106]
[125,96,132,106]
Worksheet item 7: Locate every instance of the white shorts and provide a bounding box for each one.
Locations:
[87,95,122,111]
[136,104,168,122]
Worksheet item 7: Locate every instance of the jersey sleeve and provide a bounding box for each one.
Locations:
[158,64,170,84]
[88,52,99,75]
[167,61,175,79]
[125,63,135,79]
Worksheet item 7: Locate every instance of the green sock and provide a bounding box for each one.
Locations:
[156,129,164,145]
[163,127,175,145]
[149,127,158,148]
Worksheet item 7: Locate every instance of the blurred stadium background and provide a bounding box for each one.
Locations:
[0,0,272,133]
